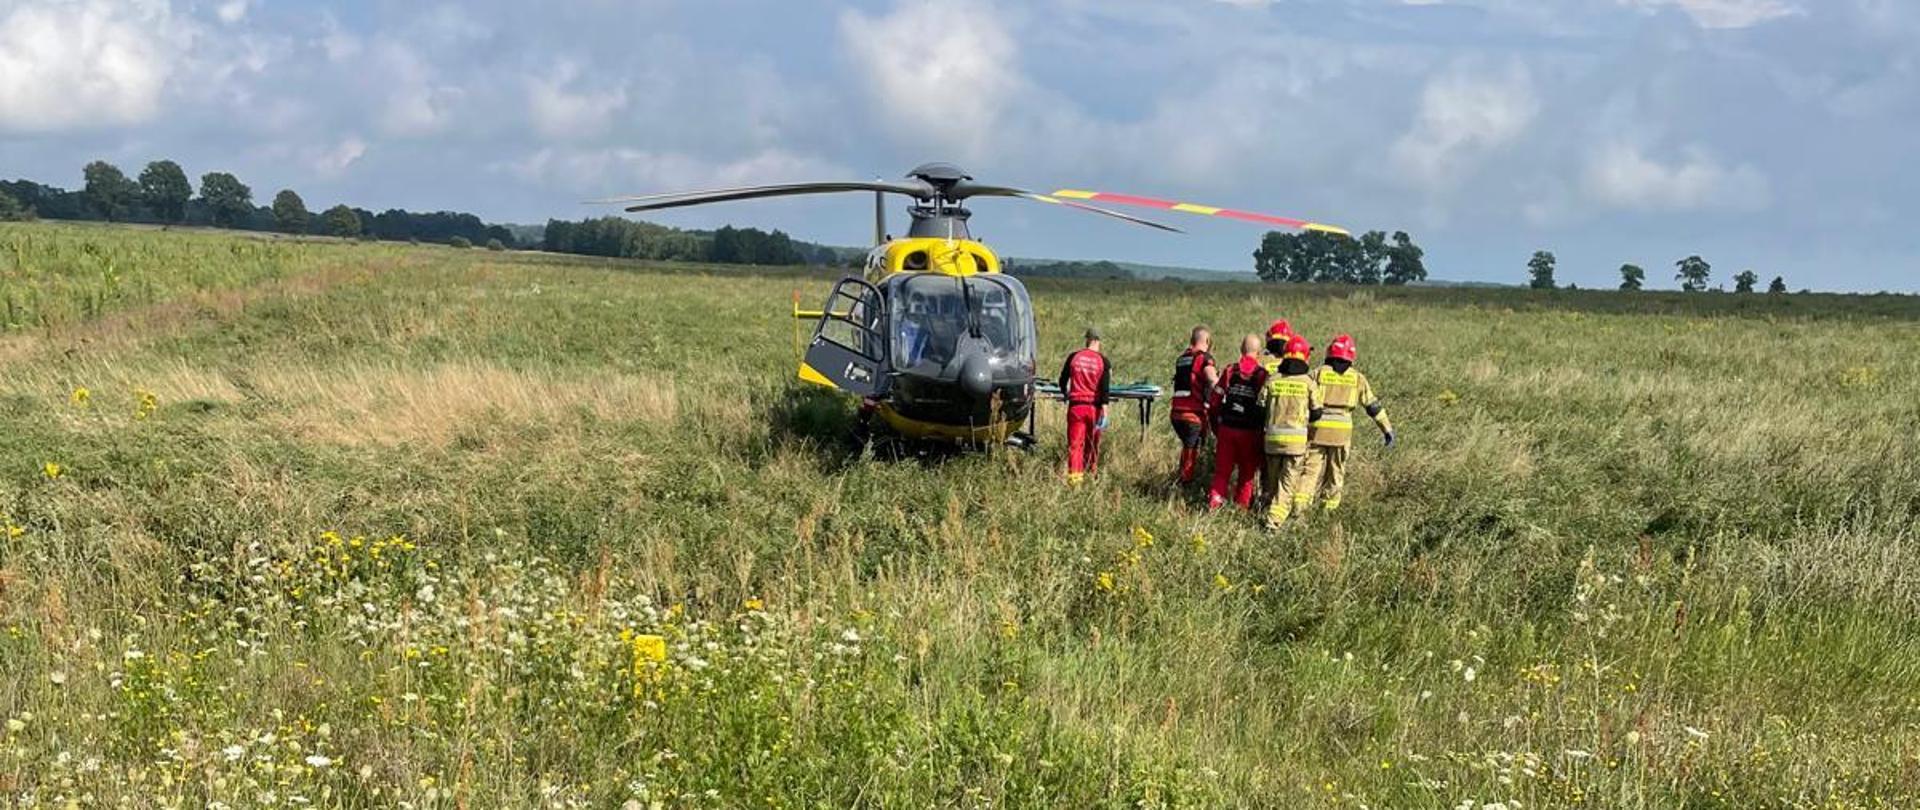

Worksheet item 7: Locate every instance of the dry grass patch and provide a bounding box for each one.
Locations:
[249,360,681,447]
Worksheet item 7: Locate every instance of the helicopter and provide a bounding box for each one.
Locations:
[601,163,1345,448]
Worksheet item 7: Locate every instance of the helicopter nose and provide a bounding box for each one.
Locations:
[958,351,994,400]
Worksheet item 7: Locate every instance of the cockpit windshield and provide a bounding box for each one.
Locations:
[891,275,1034,372]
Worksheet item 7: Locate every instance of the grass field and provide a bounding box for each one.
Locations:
[3,221,1919,808]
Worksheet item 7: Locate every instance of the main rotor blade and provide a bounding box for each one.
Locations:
[589,180,931,212]
[957,183,1183,233]
[1048,189,1349,236]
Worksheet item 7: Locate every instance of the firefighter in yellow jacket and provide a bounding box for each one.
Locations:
[1299,334,1394,513]
[1254,318,1294,508]
[1258,334,1316,529]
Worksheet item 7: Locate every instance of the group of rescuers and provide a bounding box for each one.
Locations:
[1056,319,1395,529]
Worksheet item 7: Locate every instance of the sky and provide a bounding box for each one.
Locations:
[1,0,1915,291]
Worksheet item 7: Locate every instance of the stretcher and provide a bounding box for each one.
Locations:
[1032,380,1164,436]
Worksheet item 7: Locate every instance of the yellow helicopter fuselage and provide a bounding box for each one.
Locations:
[794,236,1035,444]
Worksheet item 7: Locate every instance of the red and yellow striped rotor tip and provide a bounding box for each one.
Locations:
[1049,189,1349,237]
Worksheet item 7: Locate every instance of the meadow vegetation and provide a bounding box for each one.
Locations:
[2,221,1918,808]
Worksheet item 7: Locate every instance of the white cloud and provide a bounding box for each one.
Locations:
[311,136,367,176]
[1390,63,1539,192]
[1583,142,1770,211]
[1618,0,1799,29]
[215,0,250,24]
[371,42,458,137]
[526,63,628,140]
[839,0,1021,162]
[0,0,196,133]
[497,146,848,197]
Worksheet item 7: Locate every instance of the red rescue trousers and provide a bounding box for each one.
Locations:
[1066,404,1103,479]
[1171,414,1207,484]
[1208,425,1262,509]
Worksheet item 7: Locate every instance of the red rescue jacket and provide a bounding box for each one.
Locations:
[1059,348,1111,406]
[1171,348,1214,419]
[1213,357,1268,431]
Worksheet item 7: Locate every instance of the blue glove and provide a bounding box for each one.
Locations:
[1383,430,1396,448]
[1095,412,1109,431]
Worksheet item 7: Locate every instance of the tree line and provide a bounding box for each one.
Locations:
[1252,230,1429,285]
[1,159,518,249]
[1528,252,1788,294]
[540,216,847,267]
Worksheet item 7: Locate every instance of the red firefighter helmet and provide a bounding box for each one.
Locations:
[1327,334,1357,362]
[1283,334,1312,362]
[1267,319,1292,341]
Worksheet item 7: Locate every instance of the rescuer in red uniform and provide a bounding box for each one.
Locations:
[1169,325,1219,485]
[1208,334,1268,510]
[1059,327,1112,486]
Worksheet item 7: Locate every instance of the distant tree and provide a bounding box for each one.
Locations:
[1768,275,1787,294]
[137,160,192,223]
[1353,230,1388,285]
[1383,231,1427,285]
[271,189,310,234]
[449,235,472,249]
[1253,231,1303,282]
[1675,255,1712,292]
[0,187,33,221]
[321,204,360,237]
[1734,269,1759,293]
[82,161,139,221]
[485,237,505,251]
[199,172,253,227]
[1619,263,1645,291]
[1527,250,1557,290]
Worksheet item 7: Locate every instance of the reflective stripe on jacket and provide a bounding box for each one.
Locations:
[1258,372,1316,456]
[1309,365,1387,448]
[1171,349,1214,416]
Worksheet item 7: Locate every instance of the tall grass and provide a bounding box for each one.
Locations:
[1,221,1917,807]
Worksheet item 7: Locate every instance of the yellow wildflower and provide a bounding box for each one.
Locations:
[1213,573,1233,593]
[1132,526,1154,548]
[997,618,1019,640]
[742,597,765,612]
[1189,532,1207,552]
[631,634,668,665]
[42,462,61,480]
[5,524,21,539]
[70,387,91,408]
[1438,389,1460,407]
[134,389,158,420]
[1095,571,1115,593]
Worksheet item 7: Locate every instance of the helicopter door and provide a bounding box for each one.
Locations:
[800,277,888,398]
